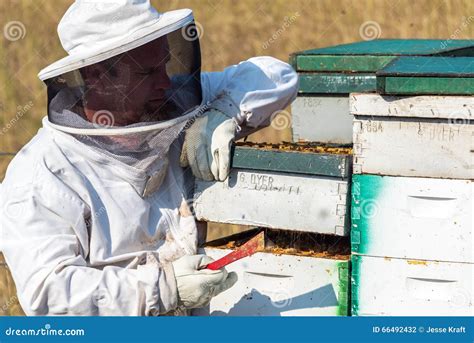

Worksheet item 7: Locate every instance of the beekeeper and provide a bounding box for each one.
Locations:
[0,0,298,315]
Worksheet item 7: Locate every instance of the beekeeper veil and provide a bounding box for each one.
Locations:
[38,1,204,195]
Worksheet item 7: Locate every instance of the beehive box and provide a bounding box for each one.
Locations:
[193,143,352,236]
[351,92,474,179]
[193,230,350,316]
[291,96,353,144]
[290,39,474,144]
[351,255,474,316]
[351,174,473,263]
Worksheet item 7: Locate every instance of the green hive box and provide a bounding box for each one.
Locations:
[377,56,474,95]
[193,144,352,236]
[289,39,474,144]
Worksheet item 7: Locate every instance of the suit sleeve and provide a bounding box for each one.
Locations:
[200,56,299,128]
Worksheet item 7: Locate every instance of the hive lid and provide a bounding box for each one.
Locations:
[377,56,474,95]
[291,39,474,73]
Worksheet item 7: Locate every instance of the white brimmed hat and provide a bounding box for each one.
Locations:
[38,0,193,81]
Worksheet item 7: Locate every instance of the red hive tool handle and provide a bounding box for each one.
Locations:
[204,231,264,270]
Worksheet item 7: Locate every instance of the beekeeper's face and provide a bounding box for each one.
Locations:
[81,36,172,126]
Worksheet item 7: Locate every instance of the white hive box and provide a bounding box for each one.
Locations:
[193,145,352,236]
[351,255,474,316]
[351,93,474,179]
[193,246,350,316]
[292,96,353,144]
[351,174,473,263]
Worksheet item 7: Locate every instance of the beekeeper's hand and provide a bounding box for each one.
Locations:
[172,254,238,309]
[180,96,240,181]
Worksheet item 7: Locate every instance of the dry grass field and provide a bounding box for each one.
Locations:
[0,0,473,178]
[0,0,472,316]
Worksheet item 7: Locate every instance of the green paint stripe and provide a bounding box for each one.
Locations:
[232,146,351,178]
[295,55,396,72]
[350,254,361,316]
[379,76,474,95]
[351,175,362,254]
[298,73,377,94]
[351,175,384,255]
[336,261,350,316]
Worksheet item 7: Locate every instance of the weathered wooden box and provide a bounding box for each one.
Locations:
[290,39,474,144]
[351,255,474,316]
[194,144,352,236]
[351,174,473,263]
[193,231,350,316]
[292,96,353,144]
[351,93,474,179]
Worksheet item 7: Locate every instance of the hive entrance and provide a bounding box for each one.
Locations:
[204,227,350,260]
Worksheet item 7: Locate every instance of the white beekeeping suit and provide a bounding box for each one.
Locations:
[0,0,298,316]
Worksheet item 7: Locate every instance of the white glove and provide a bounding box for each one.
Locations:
[180,97,240,181]
[172,254,238,309]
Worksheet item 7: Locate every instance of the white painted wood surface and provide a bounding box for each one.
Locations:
[352,255,474,316]
[193,247,349,316]
[194,169,349,235]
[353,118,473,179]
[352,176,473,263]
[350,93,474,120]
[291,96,353,144]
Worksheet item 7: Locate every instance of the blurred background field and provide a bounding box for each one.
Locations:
[0,0,473,179]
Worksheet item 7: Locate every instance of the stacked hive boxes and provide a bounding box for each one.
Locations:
[193,144,352,316]
[193,40,474,316]
[290,39,474,144]
[350,56,473,315]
